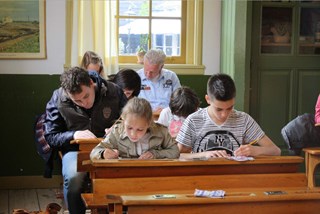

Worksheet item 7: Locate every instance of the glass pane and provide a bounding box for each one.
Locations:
[151,19,181,56]
[299,8,320,55]
[261,7,293,54]
[119,0,149,17]
[119,18,149,55]
[152,0,181,17]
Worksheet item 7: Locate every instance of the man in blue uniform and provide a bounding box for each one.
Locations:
[137,49,181,115]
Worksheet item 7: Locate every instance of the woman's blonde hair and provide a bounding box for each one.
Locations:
[80,51,104,77]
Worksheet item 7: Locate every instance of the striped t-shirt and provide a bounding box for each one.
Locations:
[176,108,265,154]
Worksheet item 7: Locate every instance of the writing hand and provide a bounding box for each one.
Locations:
[103,148,119,159]
[204,150,230,158]
[234,145,255,157]
[139,151,154,159]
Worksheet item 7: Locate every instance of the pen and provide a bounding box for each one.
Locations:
[248,139,259,145]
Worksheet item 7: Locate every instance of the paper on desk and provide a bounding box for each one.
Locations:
[194,189,225,198]
[226,156,254,161]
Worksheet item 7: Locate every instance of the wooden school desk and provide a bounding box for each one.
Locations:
[70,138,103,172]
[113,188,320,214]
[303,147,320,189]
[81,156,305,213]
[85,156,304,179]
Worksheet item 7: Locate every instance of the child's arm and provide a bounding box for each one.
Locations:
[178,143,229,159]
[233,135,281,157]
[102,148,119,159]
[90,128,119,160]
[148,130,180,159]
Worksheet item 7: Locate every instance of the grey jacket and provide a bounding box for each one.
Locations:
[90,123,180,159]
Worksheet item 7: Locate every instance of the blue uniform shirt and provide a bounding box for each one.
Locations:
[137,68,181,110]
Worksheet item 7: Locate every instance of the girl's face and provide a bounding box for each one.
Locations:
[87,63,101,74]
[123,88,134,99]
[124,114,150,142]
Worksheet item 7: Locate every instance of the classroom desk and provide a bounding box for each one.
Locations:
[114,188,320,214]
[303,147,320,189]
[86,156,304,179]
[70,138,103,151]
[81,156,305,213]
[71,138,103,172]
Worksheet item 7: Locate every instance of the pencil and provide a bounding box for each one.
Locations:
[248,139,259,145]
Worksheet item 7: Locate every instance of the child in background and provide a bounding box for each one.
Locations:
[80,51,105,77]
[108,68,141,99]
[315,94,320,126]
[157,86,201,138]
[90,97,180,160]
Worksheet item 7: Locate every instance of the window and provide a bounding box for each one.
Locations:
[117,0,186,64]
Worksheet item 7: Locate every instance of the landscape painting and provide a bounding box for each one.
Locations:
[0,0,46,59]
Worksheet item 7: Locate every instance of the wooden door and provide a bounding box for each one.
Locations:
[250,1,320,154]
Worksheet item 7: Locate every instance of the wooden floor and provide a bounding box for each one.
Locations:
[0,188,67,214]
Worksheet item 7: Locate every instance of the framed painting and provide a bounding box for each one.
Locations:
[0,0,46,59]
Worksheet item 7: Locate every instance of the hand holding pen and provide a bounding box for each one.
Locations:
[103,148,119,159]
[233,139,259,157]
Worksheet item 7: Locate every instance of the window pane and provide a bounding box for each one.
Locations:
[119,0,149,16]
[260,7,292,54]
[119,19,149,55]
[152,0,181,17]
[299,8,320,55]
[151,19,181,56]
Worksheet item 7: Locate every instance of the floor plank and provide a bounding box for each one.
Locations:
[9,189,39,212]
[37,188,65,213]
[0,190,9,214]
[0,189,93,214]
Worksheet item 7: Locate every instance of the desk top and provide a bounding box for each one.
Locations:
[303,147,320,155]
[86,156,304,178]
[120,187,320,205]
[89,156,303,167]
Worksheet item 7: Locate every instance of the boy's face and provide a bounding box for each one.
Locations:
[68,80,96,109]
[205,95,235,125]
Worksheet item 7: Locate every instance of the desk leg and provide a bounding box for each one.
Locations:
[306,153,320,189]
[108,203,123,214]
[305,152,309,187]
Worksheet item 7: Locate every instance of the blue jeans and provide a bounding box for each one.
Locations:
[62,151,87,214]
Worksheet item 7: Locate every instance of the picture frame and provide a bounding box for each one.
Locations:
[0,0,46,59]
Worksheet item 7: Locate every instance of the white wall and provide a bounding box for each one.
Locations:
[0,0,219,75]
[0,0,66,75]
[203,0,220,75]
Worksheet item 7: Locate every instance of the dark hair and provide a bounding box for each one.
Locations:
[109,68,141,97]
[169,86,200,118]
[80,51,104,75]
[60,66,91,94]
[207,73,236,101]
